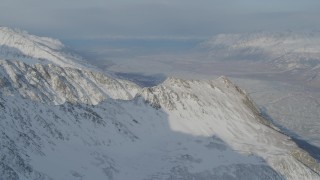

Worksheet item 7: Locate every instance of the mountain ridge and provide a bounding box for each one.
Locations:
[0,27,319,179]
[0,27,95,69]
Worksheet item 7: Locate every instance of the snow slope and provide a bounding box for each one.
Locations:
[0,28,319,179]
[0,67,319,179]
[233,77,320,148]
[0,27,93,69]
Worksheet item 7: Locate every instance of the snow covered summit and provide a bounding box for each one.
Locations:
[0,27,92,69]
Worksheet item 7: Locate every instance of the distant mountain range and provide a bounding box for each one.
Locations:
[202,31,320,87]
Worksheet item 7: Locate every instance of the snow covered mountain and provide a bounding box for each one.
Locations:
[202,31,320,70]
[0,28,320,179]
[202,31,320,87]
[0,60,140,105]
[0,27,93,69]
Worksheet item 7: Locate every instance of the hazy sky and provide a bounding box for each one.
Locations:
[1,0,320,40]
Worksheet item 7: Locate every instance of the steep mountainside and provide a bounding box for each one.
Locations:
[1,68,320,179]
[0,28,319,179]
[0,60,140,105]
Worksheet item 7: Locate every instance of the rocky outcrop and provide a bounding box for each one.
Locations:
[0,60,141,105]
